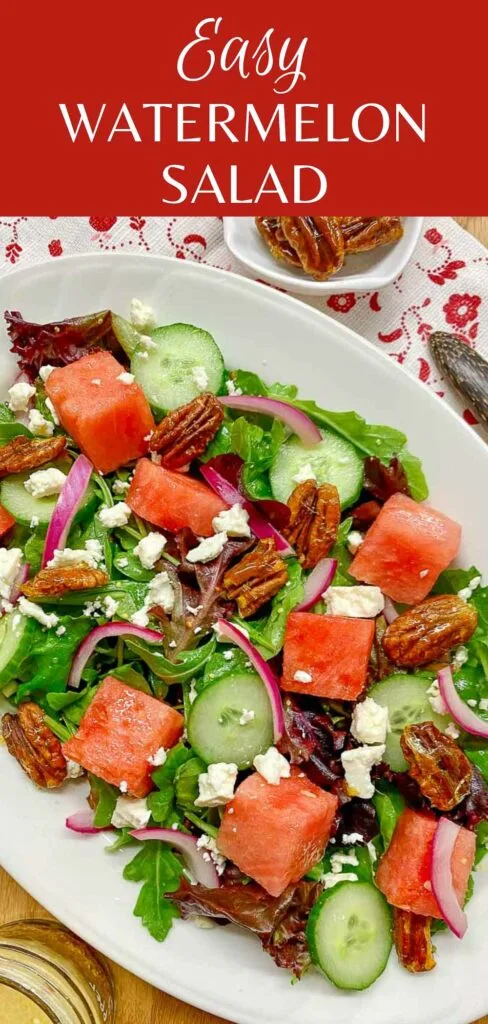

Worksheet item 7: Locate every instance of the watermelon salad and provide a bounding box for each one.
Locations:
[0,300,487,992]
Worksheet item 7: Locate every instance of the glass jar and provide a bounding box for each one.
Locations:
[0,919,115,1024]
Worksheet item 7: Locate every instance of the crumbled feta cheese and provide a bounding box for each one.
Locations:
[191,365,209,391]
[1,600,13,614]
[351,697,390,746]
[0,548,23,600]
[213,504,251,538]
[253,746,291,785]
[103,596,119,619]
[83,599,103,617]
[239,709,255,726]
[25,467,66,499]
[419,568,429,579]
[119,780,128,794]
[147,572,174,612]
[111,796,151,829]
[367,841,377,864]
[91,378,101,386]
[85,539,104,565]
[66,759,85,779]
[223,650,234,661]
[186,603,202,616]
[8,381,36,412]
[225,377,243,396]
[293,670,312,684]
[56,625,66,636]
[135,350,149,361]
[194,626,202,635]
[30,515,39,529]
[324,585,385,618]
[187,532,228,564]
[48,546,98,569]
[18,596,58,629]
[445,722,460,740]
[341,744,385,799]
[347,531,364,555]
[168,639,177,648]
[479,698,488,712]
[342,832,364,845]
[322,872,358,889]
[98,502,131,528]
[117,372,135,385]
[196,834,226,875]
[112,479,130,495]
[467,699,478,708]
[131,608,150,627]
[45,396,59,425]
[130,298,156,330]
[452,646,469,670]
[195,762,238,807]
[458,575,482,602]
[133,532,167,569]
[292,463,317,484]
[27,408,54,437]
[39,364,55,382]
[427,679,448,716]
[330,851,359,873]
[138,334,157,350]
[147,746,167,767]
[118,557,129,568]
[189,680,198,704]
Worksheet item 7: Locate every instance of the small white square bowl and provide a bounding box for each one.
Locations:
[223,216,423,295]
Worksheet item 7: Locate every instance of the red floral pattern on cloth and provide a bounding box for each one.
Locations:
[0,217,486,436]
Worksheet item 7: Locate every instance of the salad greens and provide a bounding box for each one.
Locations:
[0,305,486,991]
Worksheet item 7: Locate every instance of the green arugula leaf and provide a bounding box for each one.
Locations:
[0,421,32,446]
[126,636,216,682]
[330,517,354,587]
[230,416,285,500]
[14,615,93,701]
[24,530,47,575]
[89,774,118,828]
[174,757,205,811]
[397,450,429,502]
[0,402,14,423]
[373,781,406,849]
[109,664,152,695]
[123,841,182,942]
[433,566,480,595]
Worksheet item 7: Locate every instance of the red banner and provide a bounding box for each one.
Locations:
[1,1,486,213]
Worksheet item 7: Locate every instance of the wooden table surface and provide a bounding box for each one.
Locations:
[1,215,487,1024]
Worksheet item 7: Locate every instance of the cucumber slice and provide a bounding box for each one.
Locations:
[112,313,141,357]
[269,429,364,508]
[307,882,392,990]
[0,458,97,527]
[0,612,36,688]
[187,671,274,769]
[131,323,225,412]
[369,673,448,771]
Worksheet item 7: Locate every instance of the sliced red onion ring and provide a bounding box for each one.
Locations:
[10,561,30,603]
[215,619,284,741]
[295,558,337,612]
[438,666,488,739]
[431,817,468,938]
[200,464,293,557]
[68,622,163,690]
[220,395,321,446]
[383,596,399,624]
[66,810,108,835]
[42,454,93,568]
[130,828,219,888]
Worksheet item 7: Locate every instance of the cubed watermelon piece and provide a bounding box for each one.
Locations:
[62,676,184,797]
[46,352,155,474]
[375,808,475,917]
[0,503,15,537]
[350,493,461,605]
[281,611,375,700]
[127,458,227,537]
[217,772,337,897]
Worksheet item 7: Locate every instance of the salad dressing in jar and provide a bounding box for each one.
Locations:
[0,920,115,1024]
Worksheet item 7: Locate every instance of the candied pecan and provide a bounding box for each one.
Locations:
[256,217,345,280]
[339,217,403,254]
[283,480,340,570]
[382,595,478,667]
[2,702,67,788]
[0,433,66,478]
[400,722,472,811]
[21,564,109,599]
[149,393,224,470]
[223,538,288,618]
[393,909,436,973]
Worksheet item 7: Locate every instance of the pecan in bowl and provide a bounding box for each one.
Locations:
[256,216,403,281]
